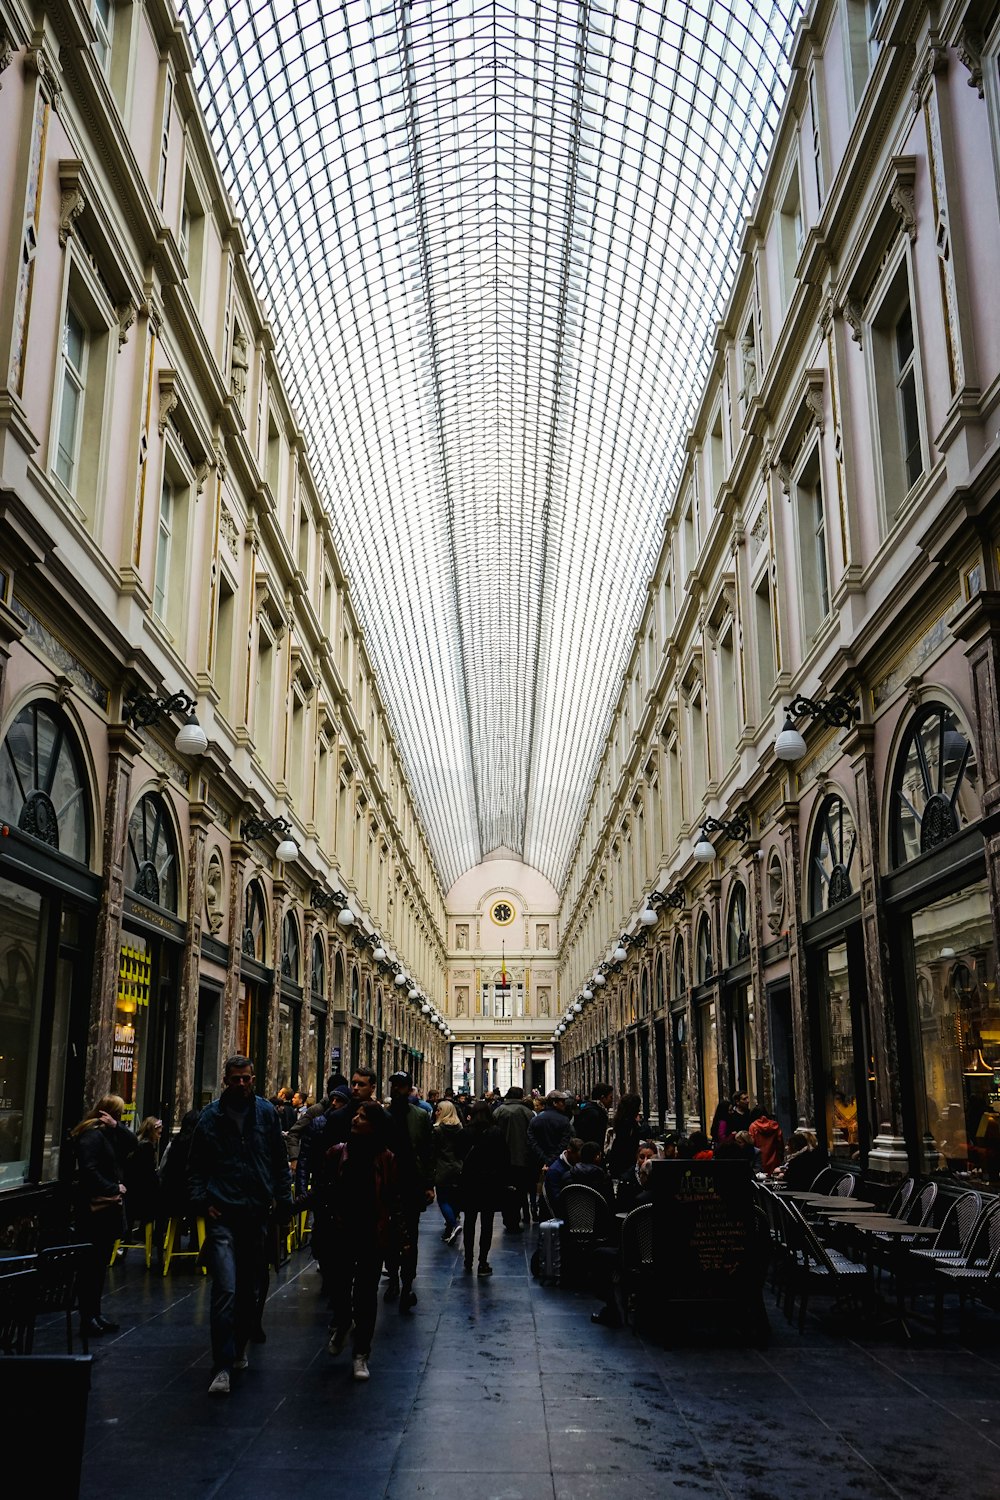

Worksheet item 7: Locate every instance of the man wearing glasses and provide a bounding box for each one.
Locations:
[189,1055,293,1395]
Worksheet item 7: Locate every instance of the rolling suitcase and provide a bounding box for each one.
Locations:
[537,1218,563,1285]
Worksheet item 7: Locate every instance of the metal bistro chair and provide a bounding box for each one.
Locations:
[0,1269,38,1355]
[558,1184,615,1290]
[898,1191,982,1304]
[36,1245,92,1355]
[776,1197,870,1331]
[162,1215,207,1275]
[619,1203,654,1328]
[934,1200,1000,1334]
[808,1166,855,1196]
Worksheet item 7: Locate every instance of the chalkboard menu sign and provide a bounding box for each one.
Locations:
[649,1159,768,1344]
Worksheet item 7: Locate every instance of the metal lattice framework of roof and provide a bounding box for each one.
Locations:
[178,0,804,893]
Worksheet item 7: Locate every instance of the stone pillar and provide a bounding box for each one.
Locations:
[223,838,250,1059]
[774,798,814,1131]
[474,1040,484,1096]
[174,797,211,1116]
[846,723,906,1174]
[0,600,26,722]
[746,842,770,1108]
[86,723,143,1103]
[522,1042,531,1094]
[954,592,1000,964]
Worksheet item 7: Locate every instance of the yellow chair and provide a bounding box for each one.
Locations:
[162,1215,207,1275]
[110,1220,154,1269]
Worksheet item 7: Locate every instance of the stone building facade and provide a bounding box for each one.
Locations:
[0,0,448,1211]
[556,0,1000,1179]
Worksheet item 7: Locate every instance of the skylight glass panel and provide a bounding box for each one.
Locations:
[178,0,803,893]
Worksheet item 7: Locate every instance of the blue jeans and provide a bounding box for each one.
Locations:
[436,1185,460,1231]
[204,1215,267,1373]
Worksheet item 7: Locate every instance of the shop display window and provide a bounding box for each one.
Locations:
[910,883,999,1179]
[697,997,719,1132]
[820,939,858,1157]
[890,703,977,866]
[809,794,857,914]
[0,701,90,860]
[126,793,178,911]
[0,880,45,1187]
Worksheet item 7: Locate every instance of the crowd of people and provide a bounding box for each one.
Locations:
[68,1068,816,1391]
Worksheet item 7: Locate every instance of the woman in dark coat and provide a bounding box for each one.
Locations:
[459,1101,510,1275]
[70,1094,139,1336]
[606,1094,644,1183]
[432,1099,466,1244]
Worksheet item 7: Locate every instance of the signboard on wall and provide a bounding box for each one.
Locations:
[111,939,151,1127]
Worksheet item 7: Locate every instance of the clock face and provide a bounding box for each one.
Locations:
[491,900,514,925]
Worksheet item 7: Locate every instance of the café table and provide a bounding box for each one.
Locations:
[843,1217,937,1336]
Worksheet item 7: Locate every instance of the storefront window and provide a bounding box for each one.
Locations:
[277,1001,294,1089]
[890,703,977,866]
[111,934,151,1128]
[809,794,857,913]
[910,882,999,1178]
[726,883,749,965]
[821,940,857,1158]
[0,701,89,861]
[243,881,268,961]
[696,913,713,983]
[0,880,45,1187]
[697,997,719,1132]
[125,793,179,911]
[280,913,300,982]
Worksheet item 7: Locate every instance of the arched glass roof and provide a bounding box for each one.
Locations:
[179,0,803,893]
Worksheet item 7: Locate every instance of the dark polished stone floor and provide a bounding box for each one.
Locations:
[30,1214,1000,1499]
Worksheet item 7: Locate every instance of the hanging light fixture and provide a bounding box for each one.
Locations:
[774,693,855,762]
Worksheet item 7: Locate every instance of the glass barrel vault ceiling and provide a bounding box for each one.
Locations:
[178,0,804,894]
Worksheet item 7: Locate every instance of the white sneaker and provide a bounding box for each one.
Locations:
[208,1370,231,1394]
[327,1323,353,1356]
[447,1219,463,1244]
[352,1355,370,1382]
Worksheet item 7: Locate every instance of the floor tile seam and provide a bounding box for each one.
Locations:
[857,1337,1000,1452]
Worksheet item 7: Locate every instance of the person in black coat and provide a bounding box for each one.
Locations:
[575,1084,613,1149]
[564,1141,616,1214]
[459,1101,511,1275]
[606,1094,644,1182]
[70,1093,139,1336]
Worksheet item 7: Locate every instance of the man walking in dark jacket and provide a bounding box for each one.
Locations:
[528,1091,573,1176]
[384,1070,433,1311]
[188,1055,293,1395]
[494,1086,535,1230]
[575,1083,613,1149]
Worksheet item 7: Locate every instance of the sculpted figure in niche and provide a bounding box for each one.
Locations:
[538,986,551,1017]
[205,851,225,935]
[537,924,550,950]
[231,329,249,411]
[456,986,468,1016]
[456,923,469,950]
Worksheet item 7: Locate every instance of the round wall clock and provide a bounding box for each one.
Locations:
[491,900,514,925]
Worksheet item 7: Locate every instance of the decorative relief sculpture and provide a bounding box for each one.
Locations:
[455,922,469,949]
[891,181,917,242]
[58,185,85,247]
[841,298,863,345]
[537,986,551,1017]
[0,29,15,84]
[231,329,249,411]
[957,26,985,97]
[536,923,549,949]
[740,330,757,404]
[116,301,136,348]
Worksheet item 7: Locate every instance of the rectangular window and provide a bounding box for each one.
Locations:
[779,167,803,306]
[153,477,173,620]
[214,573,236,715]
[795,448,830,648]
[93,0,114,74]
[753,575,777,713]
[55,304,87,491]
[869,259,926,525]
[157,73,173,210]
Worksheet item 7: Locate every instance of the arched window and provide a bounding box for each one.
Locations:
[809,794,858,915]
[672,936,686,1000]
[0,700,90,861]
[696,913,713,984]
[656,953,666,1010]
[890,703,979,866]
[242,880,268,962]
[726,883,749,966]
[365,978,373,1024]
[333,952,345,1011]
[280,912,301,982]
[125,791,179,911]
[311,935,326,1003]
[350,966,360,1016]
[640,967,649,1016]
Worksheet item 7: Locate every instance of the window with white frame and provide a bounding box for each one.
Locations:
[793,445,831,649]
[153,449,192,642]
[867,255,926,526]
[778,162,803,308]
[52,265,113,522]
[55,303,87,492]
[752,570,777,717]
[983,22,1000,196]
[93,0,114,74]
[157,72,174,211]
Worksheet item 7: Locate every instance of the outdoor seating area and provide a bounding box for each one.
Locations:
[755,1174,1000,1339]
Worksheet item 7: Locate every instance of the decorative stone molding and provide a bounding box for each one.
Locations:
[0,27,14,84]
[157,369,178,436]
[804,383,825,433]
[195,459,211,497]
[58,184,85,247]
[911,39,949,114]
[841,298,863,345]
[957,25,984,97]
[116,301,136,348]
[220,503,238,553]
[25,41,62,109]
[889,155,918,242]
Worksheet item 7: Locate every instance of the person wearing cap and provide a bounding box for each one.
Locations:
[494,1085,535,1231]
[527,1091,574,1179]
[383,1070,433,1312]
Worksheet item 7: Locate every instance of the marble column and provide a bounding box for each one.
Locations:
[86,723,143,1104]
[774,797,813,1131]
[223,837,250,1059]
[174,797,211,1117]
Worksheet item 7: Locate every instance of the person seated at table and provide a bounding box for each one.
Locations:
[713,1136,747,1162]
[565,1141,616,1214]
[777,1130,827,1188]
[616,1141,658,1213]
[748,1112,785,1175]
[542,1137,582,1211]
[682,1130,714,1161]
